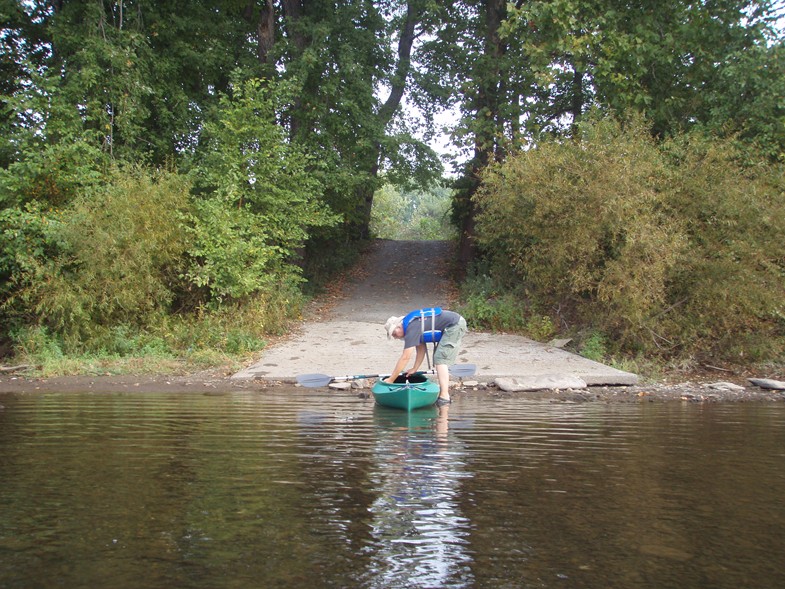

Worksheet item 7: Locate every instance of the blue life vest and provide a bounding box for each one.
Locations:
[401,307,443,343]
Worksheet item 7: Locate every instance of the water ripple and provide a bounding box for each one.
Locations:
[2,391,785,588]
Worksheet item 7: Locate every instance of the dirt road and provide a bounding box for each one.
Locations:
[328,239,458,322]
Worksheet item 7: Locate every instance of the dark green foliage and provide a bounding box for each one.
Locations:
[697,42,785,161]
[0,67,109,208]
[506,0,782,148]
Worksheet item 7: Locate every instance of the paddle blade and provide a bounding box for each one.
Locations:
[296,373,333,387]
[449,363,477,377]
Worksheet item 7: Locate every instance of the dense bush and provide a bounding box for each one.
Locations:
[184,79,338,305]
[473,115,785,365]
[2,166,191,349]
[0,157,315,366]
[0,78,339,369]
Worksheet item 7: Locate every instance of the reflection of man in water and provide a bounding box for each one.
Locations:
[436,404,449,441]
[364,405,474,588]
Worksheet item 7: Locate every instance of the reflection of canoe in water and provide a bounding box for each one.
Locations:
[373,404,438,429]
[372,374,440,410]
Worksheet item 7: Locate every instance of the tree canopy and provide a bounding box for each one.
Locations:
[1,0,783,366]
[2,1,781,215]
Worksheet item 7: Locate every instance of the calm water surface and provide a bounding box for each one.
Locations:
[1,390,784,588]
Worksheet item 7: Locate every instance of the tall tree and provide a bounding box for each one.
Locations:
[1,0,269,209]
[422,0,783,268]
[417,0,522,266]
[508,0,782,140]
[272,0,441,241]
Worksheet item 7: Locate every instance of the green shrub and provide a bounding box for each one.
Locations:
[657,133,785,360]
[10,279,305,374]
[473,113,785,365]
[0,202,69,321]
[458,271,556,340]
[12,326,65,361]
[185,78,338,306]
[579,331,608,362]
[5,166,191,348]
[167,281,303,354]
[525,315,556,342]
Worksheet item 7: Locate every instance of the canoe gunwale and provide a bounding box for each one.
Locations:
[371,377,440,411]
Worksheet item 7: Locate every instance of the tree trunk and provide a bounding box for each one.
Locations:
[280,0,310,140]
[352,0,421,241]
[257,0,275,67]
[571,65,584,132]
[457,0,507,268]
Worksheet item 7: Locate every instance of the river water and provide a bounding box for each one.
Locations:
[1,390,784,588]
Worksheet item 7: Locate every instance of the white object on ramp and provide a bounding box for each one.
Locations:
[495,374,588,392]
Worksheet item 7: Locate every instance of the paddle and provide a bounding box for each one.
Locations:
[296,363,477,388]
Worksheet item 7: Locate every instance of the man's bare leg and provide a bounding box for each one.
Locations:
[436,364,450,401]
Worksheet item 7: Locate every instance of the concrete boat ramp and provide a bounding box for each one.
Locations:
[231,240,638,390]
[231,320,638,390]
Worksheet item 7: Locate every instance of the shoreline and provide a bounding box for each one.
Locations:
[3,239,782,404]
[2,371,783,403]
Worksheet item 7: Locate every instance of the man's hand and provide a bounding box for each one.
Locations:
[387,347,414,384]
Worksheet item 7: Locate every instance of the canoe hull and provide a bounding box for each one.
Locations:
[371,374,440,411]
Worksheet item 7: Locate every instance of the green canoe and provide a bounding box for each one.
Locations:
[371,373,440,410]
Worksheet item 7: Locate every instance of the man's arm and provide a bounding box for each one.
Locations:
[406,344,427,375]
[385,346,414,383]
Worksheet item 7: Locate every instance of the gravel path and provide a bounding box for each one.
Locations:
[329,239,457,322]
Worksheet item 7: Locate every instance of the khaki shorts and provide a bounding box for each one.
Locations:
[433,317,468,366]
